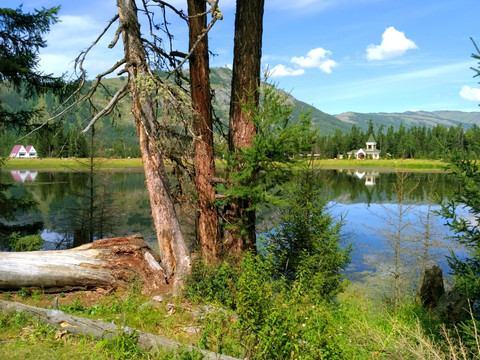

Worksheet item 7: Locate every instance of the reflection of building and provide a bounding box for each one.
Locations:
[354,171,365,179]
[347,134,380,160]
[9,145,38,158]
[365,174,376,186]
[10,170,38,182]
[353,170,379,186]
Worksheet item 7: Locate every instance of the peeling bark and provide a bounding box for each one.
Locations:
[188,0,219,263]
[116,0,190,291]
[225,0,265,255]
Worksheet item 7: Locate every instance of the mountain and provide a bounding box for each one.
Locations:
[207,68,480,135]
[208,67,349,135]
[334,110,480,132]
[3,67,480,141]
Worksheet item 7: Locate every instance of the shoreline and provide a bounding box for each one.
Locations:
[3,157,450,172]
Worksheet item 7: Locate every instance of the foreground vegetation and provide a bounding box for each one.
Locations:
[2,161,480,359]
[1,273,479,360]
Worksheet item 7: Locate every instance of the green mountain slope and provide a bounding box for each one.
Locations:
[3,67,480,148]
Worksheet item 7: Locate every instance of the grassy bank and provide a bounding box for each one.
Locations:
[1,283,477,359]
[312,158,449,171]
[3,157,144,171]
[4,157,449,172]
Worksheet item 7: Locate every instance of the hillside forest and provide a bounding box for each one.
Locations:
[2,70,480,160]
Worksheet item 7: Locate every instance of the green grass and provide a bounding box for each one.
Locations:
[311,158,449,171]
[4,157,450,172]
[4,157,144,170]
[0,310,206,359]
[1,282,479,359]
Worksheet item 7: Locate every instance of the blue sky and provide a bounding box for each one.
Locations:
[4,0,480,114]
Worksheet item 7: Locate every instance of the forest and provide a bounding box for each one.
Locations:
[316,121,480,159]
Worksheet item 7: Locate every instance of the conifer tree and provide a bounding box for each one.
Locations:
[0,5,63,245]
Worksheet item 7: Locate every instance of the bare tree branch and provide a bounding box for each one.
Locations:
[171,17,218,72]
[82,84,129,133]
[19,58,126,140]
[150,0,189,21]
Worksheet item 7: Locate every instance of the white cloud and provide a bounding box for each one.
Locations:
[366,27,418,61]
[460,86,480,102]
[268,64,305,77]
[39,14,125,77]
[290,47,337,73]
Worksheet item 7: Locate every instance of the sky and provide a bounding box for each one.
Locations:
[4,0,480,115]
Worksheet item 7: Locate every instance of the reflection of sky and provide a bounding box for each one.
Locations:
[2,169,470,284]
[328,201,464,279]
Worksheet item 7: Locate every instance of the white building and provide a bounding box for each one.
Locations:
[9,145,38,158]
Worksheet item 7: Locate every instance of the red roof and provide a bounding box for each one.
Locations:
[9,145,25,157]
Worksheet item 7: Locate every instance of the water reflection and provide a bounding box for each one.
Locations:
[10,170,38,182]
[1,169,462,282]
[349,170,379,186]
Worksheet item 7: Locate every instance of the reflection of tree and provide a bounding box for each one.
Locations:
[0,161,43,250]
[327,170,458,205]
[374,172,419,309]
[69,128,117,245]
[413,196,454,296]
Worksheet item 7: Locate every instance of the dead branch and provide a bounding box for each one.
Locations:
[82,84,129,133]
[0,300,241,360]
[171,15,218,72]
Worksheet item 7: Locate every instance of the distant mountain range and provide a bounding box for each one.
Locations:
[3,67,480,138]
[333,110,480,134]
[209,68,480,135]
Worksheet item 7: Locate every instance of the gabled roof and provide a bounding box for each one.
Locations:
[9,145,26,156]
[25,145,36,153]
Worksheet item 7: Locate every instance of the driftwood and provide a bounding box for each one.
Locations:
[0,300,240,360]
[0,234,168,294]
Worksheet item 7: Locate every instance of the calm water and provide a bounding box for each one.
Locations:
[1,168,463,281]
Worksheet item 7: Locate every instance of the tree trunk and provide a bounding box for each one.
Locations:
[187,0,219,263]
[117,0,190,292]
[0,235,167,294]
[0,300,241,360]
[225,0,265,255]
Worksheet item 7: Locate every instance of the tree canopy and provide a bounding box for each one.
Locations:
[0,5,64,129]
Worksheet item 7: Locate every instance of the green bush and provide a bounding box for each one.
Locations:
[9,233,44,252]
[184,259,238,309]
[264,165,351,299]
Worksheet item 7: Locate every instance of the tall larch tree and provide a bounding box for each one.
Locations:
[225,0,265,255]
[187,0,220,264]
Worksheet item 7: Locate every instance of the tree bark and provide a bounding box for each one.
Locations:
[0,235,167,294]
[0,300,241,360]
[225,0,265,255]
[116,0,190,291]
[187,0,219,263]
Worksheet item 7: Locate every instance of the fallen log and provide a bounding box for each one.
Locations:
[0,234,168,294]
[0,300,240,360]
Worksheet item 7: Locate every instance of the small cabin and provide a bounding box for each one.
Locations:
[25,145,37,158]
[9,145,37,158]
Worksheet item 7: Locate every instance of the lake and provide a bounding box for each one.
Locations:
[1,168,463,284]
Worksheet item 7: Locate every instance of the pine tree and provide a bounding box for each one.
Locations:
[0,5,64,129]
[0,5,62,246]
